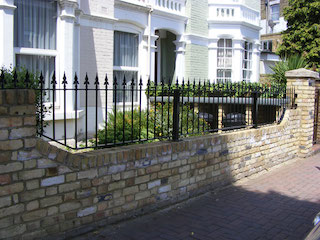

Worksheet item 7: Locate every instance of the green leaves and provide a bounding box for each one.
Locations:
[277,0,320,69]
[270,55,308,84]
[147,81,285,99]
[94,103,210,145]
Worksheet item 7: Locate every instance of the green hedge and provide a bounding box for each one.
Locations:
[147,81,286,98]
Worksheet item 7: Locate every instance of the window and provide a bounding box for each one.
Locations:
[270,4,280,21]
[217,39,232,82]
[113,31,139,103]
[242,41,252,82]
[14,0,57,101]
[261,40,273,52]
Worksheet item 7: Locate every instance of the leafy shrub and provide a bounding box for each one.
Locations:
[148,102,209,138]
[95,108,148,144]
[94,102,209,145]
[271,55,308,84]
[147,81,286,98]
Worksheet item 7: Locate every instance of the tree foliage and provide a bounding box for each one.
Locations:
[277,0,320,69]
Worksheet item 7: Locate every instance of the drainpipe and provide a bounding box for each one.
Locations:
[147,6,153,79]
[265,0,268,34]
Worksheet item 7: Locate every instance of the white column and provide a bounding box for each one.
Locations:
[0,0,15,68]
[141,32,157,110]
[252,41,260,82]
[57,0,78,111]
[233,39,243,82]
[173,35,185,83]
[149,35,158,83]
[208,39,218,81]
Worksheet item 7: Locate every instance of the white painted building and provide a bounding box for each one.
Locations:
[0,0,261,139]
[259,0,287,75]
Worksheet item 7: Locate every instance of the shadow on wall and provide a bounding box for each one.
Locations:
[80,185,320,240]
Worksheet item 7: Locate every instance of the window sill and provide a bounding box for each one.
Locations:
[14,47,58,57]
[44,110,84,121]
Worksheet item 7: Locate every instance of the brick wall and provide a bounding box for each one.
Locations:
[80,0,114,17]
[286,69,318,157]
[0,69,317,239]
[80,26,114,108]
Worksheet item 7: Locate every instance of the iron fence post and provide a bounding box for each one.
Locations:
[172,89,180,141]
[252,91,258,128]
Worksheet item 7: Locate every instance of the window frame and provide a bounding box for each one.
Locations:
[242,41,253,82]
[13,0,58,104]
[113,30,140,104]
[269,3,280,21]
[216,38,233,83]
[261,40,273,52]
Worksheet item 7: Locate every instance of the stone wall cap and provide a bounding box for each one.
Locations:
[285,68,320,79]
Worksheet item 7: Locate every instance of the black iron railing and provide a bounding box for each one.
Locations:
[0,70,295,150]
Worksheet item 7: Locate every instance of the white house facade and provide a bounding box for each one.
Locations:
[0,0,261,139]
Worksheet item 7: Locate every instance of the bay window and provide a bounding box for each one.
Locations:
[14,0,57,101]
[217,39,232,82]
[113,31,139,103]
[242,41,252,82]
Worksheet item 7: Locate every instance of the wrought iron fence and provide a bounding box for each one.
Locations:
[0,69,296,150]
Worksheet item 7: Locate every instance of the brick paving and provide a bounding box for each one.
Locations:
[75,153,320,240]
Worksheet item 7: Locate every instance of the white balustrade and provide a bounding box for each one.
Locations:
[216,7,235,18]
[153,0,184,14]
[209,4,259,27]
[117,0,185,15]
[241,6,259,25]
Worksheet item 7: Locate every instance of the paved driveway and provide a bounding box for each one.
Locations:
[76,153,320,240]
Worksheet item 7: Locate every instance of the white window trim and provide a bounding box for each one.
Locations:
[269,3,280,22]
[113,66,139,72]
[217,38,233,82]
[113,29,142,104]
[242,41,252,82]
[14,47,58,57]
[260,40,273,52]
[14,1,59,106]
[14,48,60,106]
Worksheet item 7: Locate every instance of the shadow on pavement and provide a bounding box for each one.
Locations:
[75,185,320,240]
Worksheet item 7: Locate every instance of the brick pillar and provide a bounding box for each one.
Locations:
[246,105,252,125]
[0,89,37,164]
[315,80,320,143]
[286,68,319,157]
[218,104,223,131]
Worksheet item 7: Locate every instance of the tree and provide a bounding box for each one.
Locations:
[277,0,320,69]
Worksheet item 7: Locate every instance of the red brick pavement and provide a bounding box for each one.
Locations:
[74,153,320,240]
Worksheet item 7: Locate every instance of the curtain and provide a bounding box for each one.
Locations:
[14,0,57,50]
[16,55,55,101]
[113,71,138,103]
[114,31,138,67]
